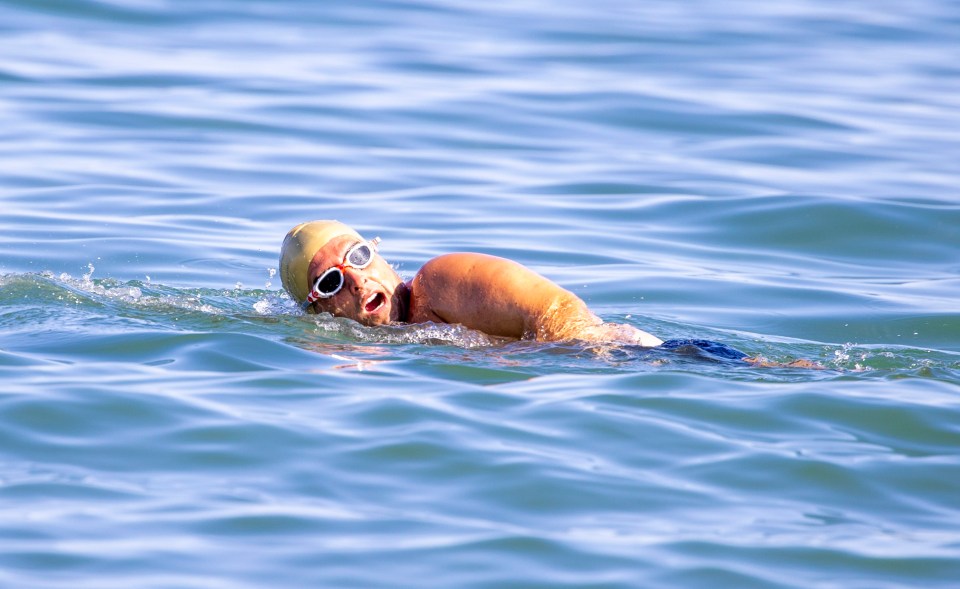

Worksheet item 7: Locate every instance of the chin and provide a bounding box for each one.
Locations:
[359,307,391,327]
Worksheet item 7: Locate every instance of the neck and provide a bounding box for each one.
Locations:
[395,281,411,322]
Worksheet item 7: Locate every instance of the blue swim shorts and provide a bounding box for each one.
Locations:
[659,339,749,361]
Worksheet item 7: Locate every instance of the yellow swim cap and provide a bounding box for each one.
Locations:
[279,220,362,307]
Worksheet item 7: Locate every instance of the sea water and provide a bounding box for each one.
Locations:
[1,1,959,587]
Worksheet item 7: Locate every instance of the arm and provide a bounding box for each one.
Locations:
[407,253,662,346]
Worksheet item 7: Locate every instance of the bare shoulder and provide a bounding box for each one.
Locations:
[418,252,520,279]
[407,253,576,338]
[417,252,477,279]
[407,253,491,324]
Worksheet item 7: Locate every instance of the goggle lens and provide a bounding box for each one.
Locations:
[315,268,344,296]
[345,244,373,268]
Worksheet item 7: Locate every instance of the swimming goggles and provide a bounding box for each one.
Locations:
[302,237,380,309]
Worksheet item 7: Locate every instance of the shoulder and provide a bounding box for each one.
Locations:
[407,253,538,329]
[407,254,486,321]
[419,252,505,274]
[407,254,476,323]
[418,252,534,284]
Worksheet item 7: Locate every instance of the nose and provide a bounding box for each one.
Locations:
[342,266,366,293]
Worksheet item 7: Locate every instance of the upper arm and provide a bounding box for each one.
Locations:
[407,253,598,340]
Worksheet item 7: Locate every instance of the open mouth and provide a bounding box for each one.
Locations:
[364,292,386,313]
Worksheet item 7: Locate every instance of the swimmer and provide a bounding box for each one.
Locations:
[279,220,817,367]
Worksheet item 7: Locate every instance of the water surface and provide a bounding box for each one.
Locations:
[1,1,959,587]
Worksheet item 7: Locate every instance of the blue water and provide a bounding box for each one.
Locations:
[2,0,959,587]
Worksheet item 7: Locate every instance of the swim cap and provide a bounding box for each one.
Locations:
[279,220,362,307]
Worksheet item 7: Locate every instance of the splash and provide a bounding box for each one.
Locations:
[310,314,504,349]
[831,342,871,372]
[48,268,144,305]
[252,292,293,316]
[265,267,276,289]
[34,269,219,315]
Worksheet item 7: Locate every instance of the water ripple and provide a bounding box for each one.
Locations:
[3,0,960,587]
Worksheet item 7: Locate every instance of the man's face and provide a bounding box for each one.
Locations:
[306,234,405,326]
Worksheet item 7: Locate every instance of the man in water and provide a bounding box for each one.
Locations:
[280,219,663,346]
[280,220,812,365]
